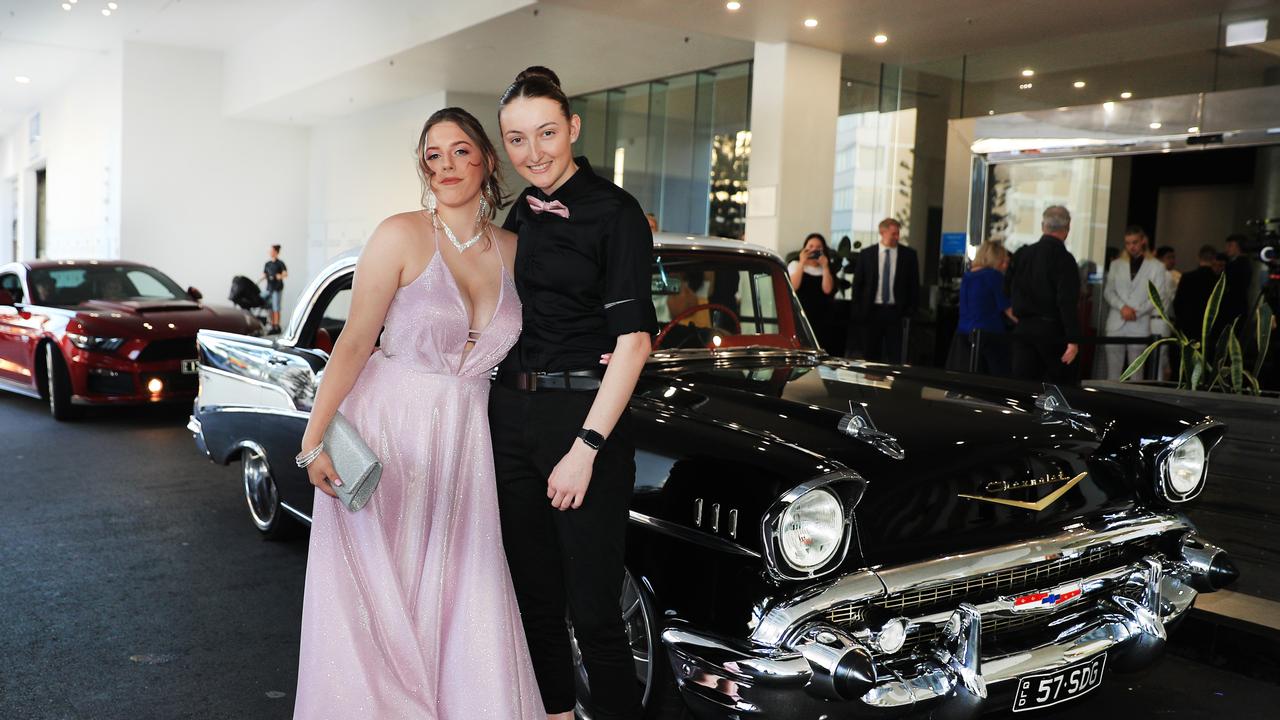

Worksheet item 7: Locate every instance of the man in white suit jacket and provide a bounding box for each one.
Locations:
[1104,227,1172,379]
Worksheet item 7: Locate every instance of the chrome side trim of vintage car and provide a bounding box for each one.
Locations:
[760,470,867,583]
[750,513,1188,647]
[281,501,313,525]
[628,510,761,559]
[1153,419,1225,503]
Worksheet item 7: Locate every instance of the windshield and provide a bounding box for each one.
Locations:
[651,251,818,352]
[29,265,190,306]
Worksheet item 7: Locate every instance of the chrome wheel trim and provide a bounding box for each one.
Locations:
[242,445,278,531]
[573,568,655,719]
[45,344,57,414]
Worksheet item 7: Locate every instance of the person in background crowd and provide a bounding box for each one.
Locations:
[1103,225,1171,380]
[948,240,1015,376]
[1222,234,1256,333]
[645,212,658,233]
[1174,244,1222,343]
[852,218,919,363]
[1212,251,1228,275]
[1157,245,1181,288]
[259,244,287,334]
[788,233,837,353]
[1008,206,1081,382]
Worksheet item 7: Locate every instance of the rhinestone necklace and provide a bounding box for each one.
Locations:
[435,213,484,253]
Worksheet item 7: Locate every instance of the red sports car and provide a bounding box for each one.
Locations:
[0,260,262,420]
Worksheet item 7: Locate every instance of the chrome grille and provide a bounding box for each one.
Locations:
[826,542,1147,630]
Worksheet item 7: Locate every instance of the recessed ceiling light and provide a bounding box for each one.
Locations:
[1021,69,1035,77]
[1073,81,1086,89]
[725,1,741,10]
[1058,106,1069,111]
[14,76,31,84]
[102,8,111,15]
[108,1,118,9]
[804,18,818,28]
[1120,91,1133,99]
[1188,126,1200,133]
[987,110,995,115]
[874,33,888,44]
[1149,122,1162,130]
[1019,82,1033,90]
[1103,101,1116,111]
[61,2,71,9]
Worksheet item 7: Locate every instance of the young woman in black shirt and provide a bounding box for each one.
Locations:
[492,66,655,720]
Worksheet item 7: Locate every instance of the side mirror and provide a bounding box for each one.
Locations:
[188,286,203,301]
[0,289,15,306]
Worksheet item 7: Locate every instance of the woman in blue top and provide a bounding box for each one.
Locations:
[949,241,1016,376]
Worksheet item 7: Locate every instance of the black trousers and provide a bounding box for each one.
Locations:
[1011,319,1078,384]
[489,382,641,719]
[864,304,904,362]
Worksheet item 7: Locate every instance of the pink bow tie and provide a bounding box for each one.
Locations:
[526,195,570,219]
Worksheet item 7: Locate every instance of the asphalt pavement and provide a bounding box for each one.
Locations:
[0,391,1277,719]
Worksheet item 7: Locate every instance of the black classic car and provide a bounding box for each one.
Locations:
[189,234,1236,719]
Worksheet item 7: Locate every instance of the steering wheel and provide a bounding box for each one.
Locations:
[655,303,741,349]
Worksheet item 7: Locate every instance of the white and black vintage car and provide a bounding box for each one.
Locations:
[189,234,1237,719]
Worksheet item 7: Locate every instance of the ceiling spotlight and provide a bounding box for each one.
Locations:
[1188,126,1200,134]
[14,76,31,84]
[1058,106,1070,111]
[804,18,819,28]
[102,8,110,15]
[1103,101,1116,111]
[1150,122,1163,130]
[1021,68,1035,77]
[108,1,118,9]
[987,110,995,115]
[62,2,71,9]
[1120,91,1133,99]
[874,33,888,44]
[1073,80,1086,88]
[726,1,741,10]
[1019,82,1033,90]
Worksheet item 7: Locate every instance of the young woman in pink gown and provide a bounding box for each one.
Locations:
[292,108,544,720]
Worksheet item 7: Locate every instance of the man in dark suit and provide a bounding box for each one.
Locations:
[852,218,919,362]
[1007,206,1081,382]
[1220,234,1256,333]
[1173,244,1221,342]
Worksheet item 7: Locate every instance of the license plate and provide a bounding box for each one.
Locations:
[181,359,199,375]
[1012,653,1106,712]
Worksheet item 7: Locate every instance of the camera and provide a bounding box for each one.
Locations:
[807,250,822,260]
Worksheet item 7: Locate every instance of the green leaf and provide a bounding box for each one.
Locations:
[1202,273,1225,350]
[1147,280,1186,344]
[1254,302,1273,378]
[1229,331,1244,393]
[1119,338,1176,382]
[1243,369,1262,395]
[1190,350,1205,391]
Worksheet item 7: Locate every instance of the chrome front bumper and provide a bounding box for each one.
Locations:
[661,521,1234,719]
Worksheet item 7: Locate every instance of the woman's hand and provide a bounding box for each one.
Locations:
[305,450,342,498]
[547,442,595,510]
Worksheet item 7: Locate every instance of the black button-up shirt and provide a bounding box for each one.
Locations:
[500,157,658,373]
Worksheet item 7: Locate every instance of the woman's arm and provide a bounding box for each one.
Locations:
[820,254,835,295]
[300,217,409,496]
[789,260,804,291]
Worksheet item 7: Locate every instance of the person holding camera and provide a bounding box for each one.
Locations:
[789,233,837,352]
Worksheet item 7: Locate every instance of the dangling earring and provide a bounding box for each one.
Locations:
[477,194,490,223]
[425,186,438,215]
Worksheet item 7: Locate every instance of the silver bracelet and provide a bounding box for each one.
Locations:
[295,442,324,468]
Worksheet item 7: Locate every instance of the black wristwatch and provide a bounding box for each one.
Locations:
[576,428,605,450]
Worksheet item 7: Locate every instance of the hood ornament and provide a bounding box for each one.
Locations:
[838,401,905,460]
[1035,384,1101,438]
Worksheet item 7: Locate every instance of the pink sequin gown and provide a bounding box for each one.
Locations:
[294,250,543,719]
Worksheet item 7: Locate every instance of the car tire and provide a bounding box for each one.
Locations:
[573,569,691,720]
[45,343,79,421]
[242,444,292,540]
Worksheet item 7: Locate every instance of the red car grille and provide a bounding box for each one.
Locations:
[136,337,198,363]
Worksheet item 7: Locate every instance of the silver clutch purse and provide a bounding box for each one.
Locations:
[324,412,382,512]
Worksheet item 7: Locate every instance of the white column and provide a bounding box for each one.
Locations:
[745,42,840,254]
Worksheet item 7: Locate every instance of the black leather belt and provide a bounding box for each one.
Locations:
[499,368,605,392]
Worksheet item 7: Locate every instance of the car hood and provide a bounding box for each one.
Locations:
[644,354,1202,567]
[71,300,254,336]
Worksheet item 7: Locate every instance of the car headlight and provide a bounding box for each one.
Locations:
[67,333,125,352]
[778,488,844,572]
[1168,435,1205,496]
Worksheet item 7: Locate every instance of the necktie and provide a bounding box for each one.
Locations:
[881,247,892,304]
[526,195,570,218]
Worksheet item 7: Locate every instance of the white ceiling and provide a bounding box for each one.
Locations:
[1,0,1277,130]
